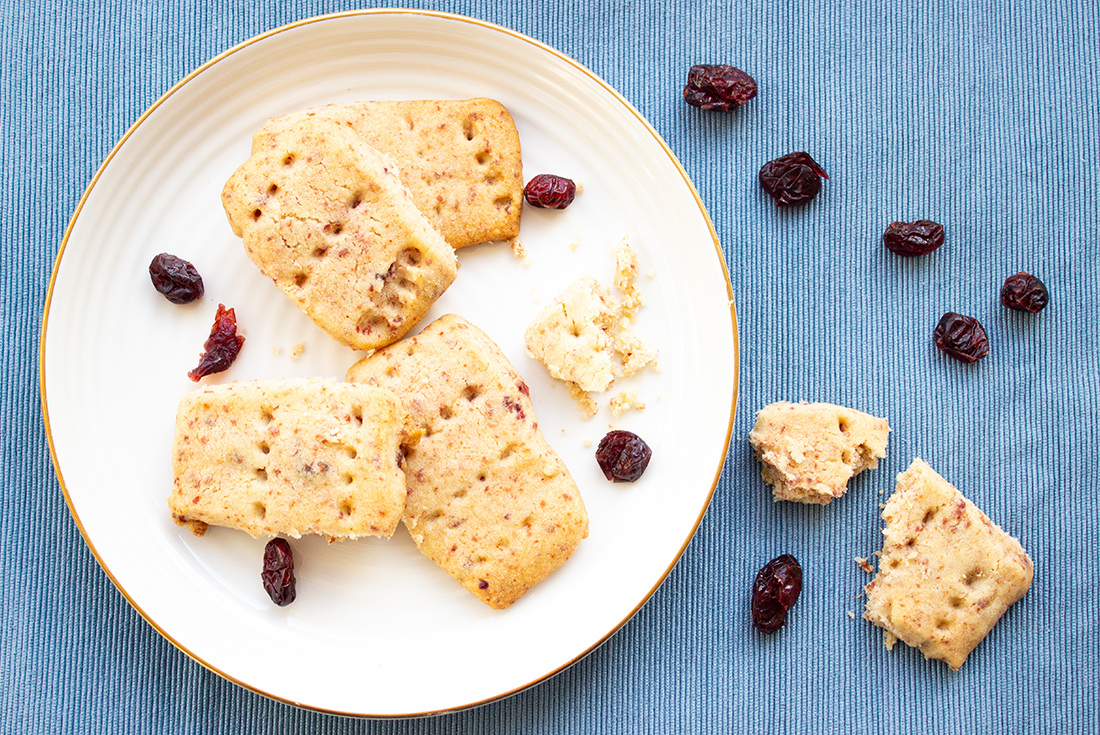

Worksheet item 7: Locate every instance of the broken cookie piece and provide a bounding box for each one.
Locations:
[525,275,621,392]
[524,238,658,413]
[168,378,409,540]
[748,401,890,504]
[863,458,1033,670]
[221,117,457,351]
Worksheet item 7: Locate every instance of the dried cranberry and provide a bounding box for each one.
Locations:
[683,64,757,111]
[188,304,245,381]
[934,312,989,363]
[882,220,945,256]
[149,253,204,304]
[523,174,576,209]
[595,430,652,482]
[751,554,802,634]
[1000,272,1049,313]
[261,538,296,606]
[759,152,829,207]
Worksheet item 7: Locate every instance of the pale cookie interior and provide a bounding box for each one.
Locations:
[524,238,657,417]
[748,401,890,504]
[254,99,523,249]
[346,314,589,610]
[169,378,409,540]
[221,117,457,351]
[863,458,1034,670]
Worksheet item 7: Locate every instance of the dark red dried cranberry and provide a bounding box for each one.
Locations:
[188,304,245,381]
[883,220,945,256]
[1000,272,1049,313]
[149,252,204,304]
[751,554,802,634]
[595,430,652,482]
[759,152,829,207]
[261,538,296,606]
[523,174,576,209]
[683,64,757,111]
[934,312,989,363]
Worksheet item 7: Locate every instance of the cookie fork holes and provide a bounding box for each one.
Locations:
[338,500,354,518]
[294,272,310,289]
[499,443,516,461]
[922,507,939,524]
[463,385,481,401]
[252,501,267,519]
[258,441,270,455]
[963,568,984,586]
[935,618,952,631]
[254,468,267,481]
[949,596,965,609]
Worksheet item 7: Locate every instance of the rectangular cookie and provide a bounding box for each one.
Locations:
[863,458,1033,669]
[168,378,409,540]
[221,116,457,351]
[345,314,588,609]
[254,99,524,249]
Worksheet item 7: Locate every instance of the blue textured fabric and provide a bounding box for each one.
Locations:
[3,0,1098,732]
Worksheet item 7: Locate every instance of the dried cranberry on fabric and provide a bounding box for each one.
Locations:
[683,64,758,111]
[758,152,829,207]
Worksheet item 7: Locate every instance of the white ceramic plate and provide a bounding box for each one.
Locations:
[41,10,737,716]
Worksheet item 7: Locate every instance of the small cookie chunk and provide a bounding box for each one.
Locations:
[346,314,588,609]
[525,276,621,392]
[168,378,409,540]
[749,401,890,504]
[863,459,1033,670]
[254,99,523,249]
[222,117,457,351]
[524,239,658,412]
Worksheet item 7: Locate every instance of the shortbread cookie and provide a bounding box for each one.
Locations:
[346,314,588,609]
[222,117,457,351]
[863,459,1033,670]
[168,378,409,540]
[254,99,523,249]
[749,401,890,504]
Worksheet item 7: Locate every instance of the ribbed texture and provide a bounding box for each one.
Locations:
[3,0,1098,732]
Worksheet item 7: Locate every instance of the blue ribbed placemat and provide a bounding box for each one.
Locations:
[3,1,1097,732]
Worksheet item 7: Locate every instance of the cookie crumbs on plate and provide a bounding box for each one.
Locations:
[583,439,593,447]
[290,342,305,360]
[569,235,581,252]
[510,236,526,258]
[271,346,283,355]
[609,390,645,416]
[568,382,599,419]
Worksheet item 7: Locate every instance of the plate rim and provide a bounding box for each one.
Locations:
[38,7,740,717]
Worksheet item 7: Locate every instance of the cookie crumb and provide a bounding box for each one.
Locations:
[855,557,874,574]
[510,236,526,258]
[271,346,283,355]
[847,610,855,619]
[609,390,645,416]
[290,343,305,360]
[568,383,599,419]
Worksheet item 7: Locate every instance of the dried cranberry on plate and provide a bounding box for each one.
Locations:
[188,304,245,381]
